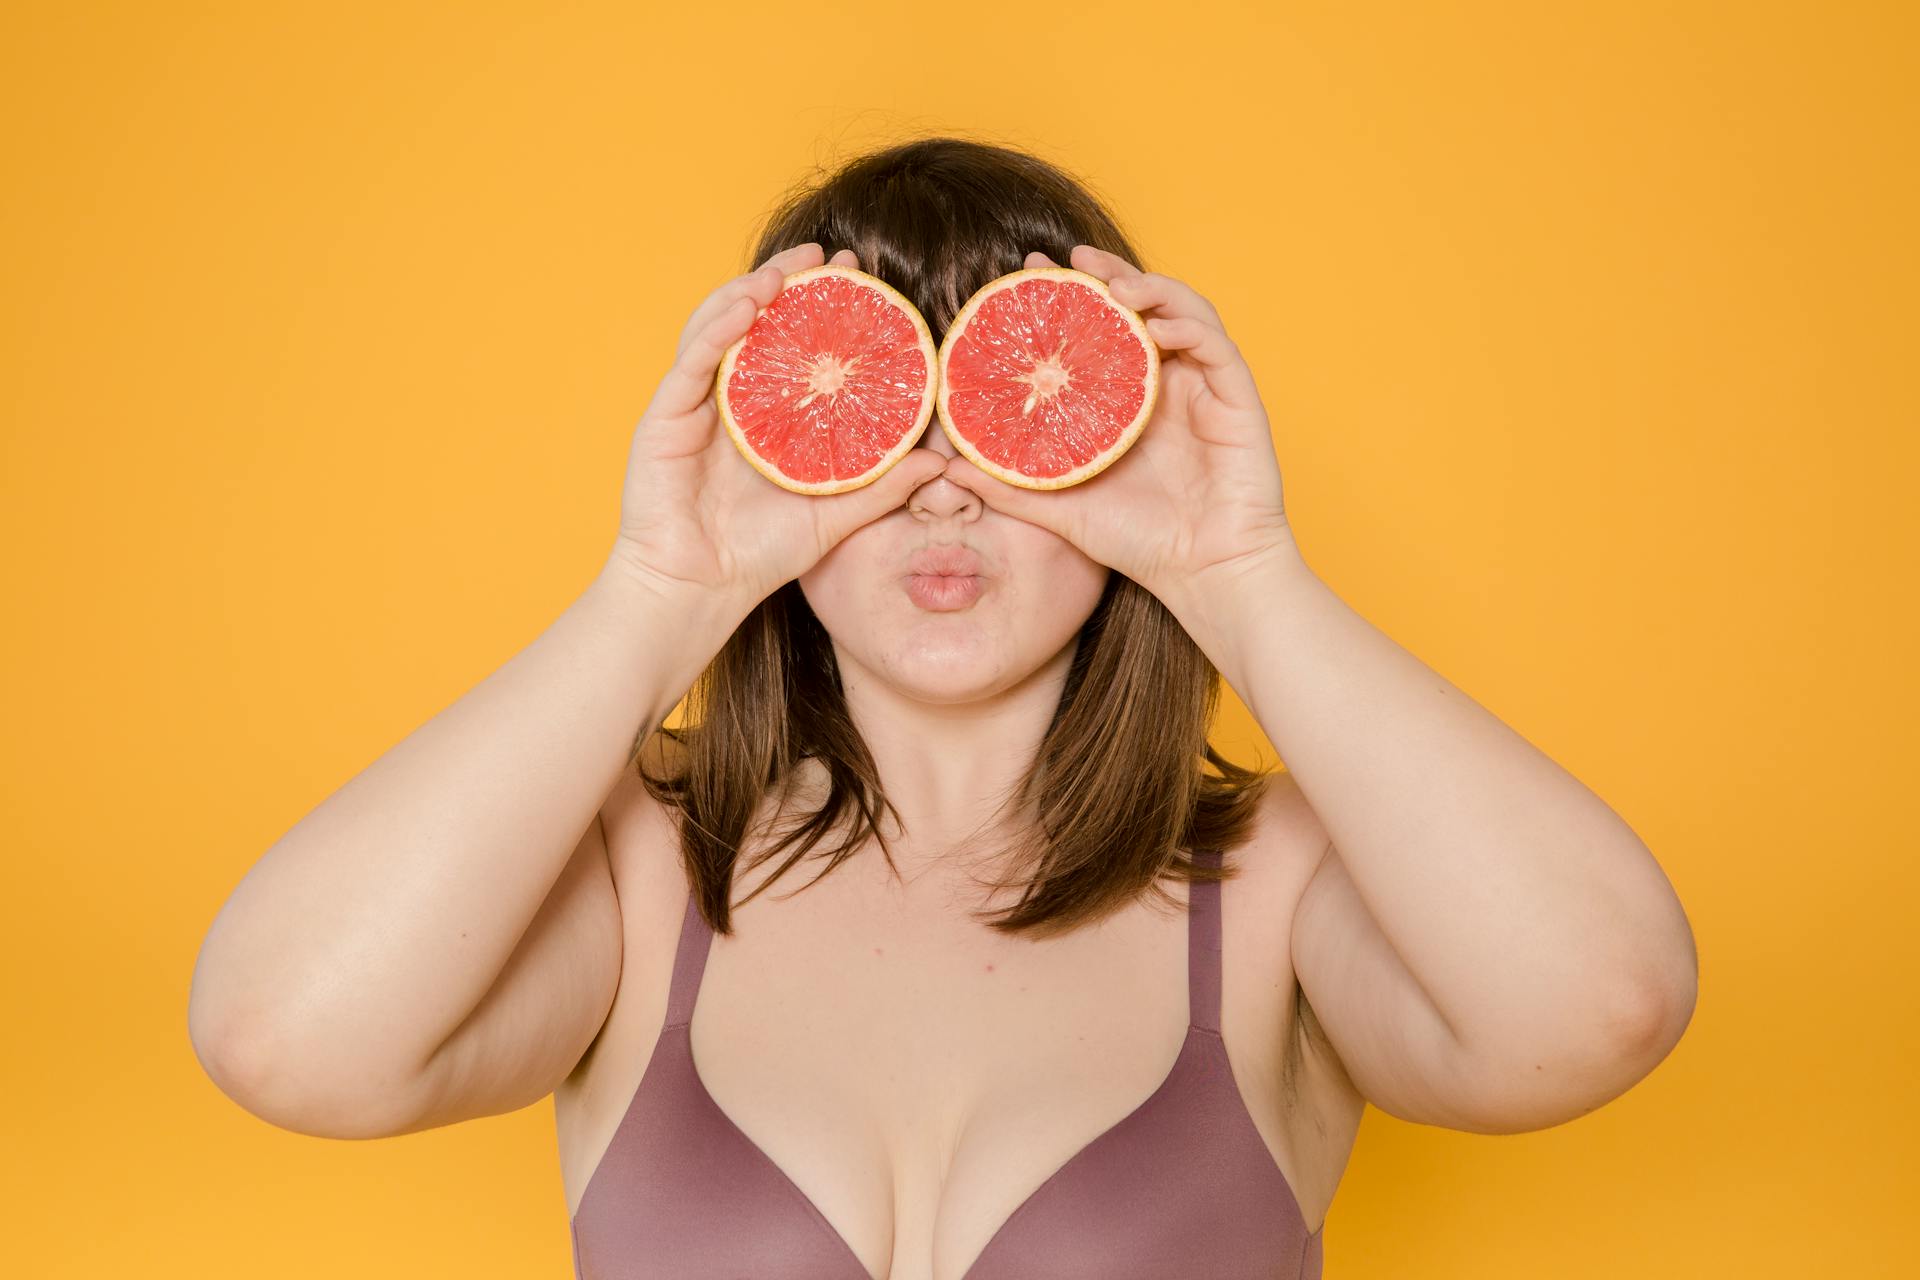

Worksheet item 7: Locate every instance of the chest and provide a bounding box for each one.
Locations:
[560,847,1314,1280]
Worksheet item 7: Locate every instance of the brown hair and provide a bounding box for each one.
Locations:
[638,134,1277,939]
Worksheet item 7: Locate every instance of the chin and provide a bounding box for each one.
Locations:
[874,632,1014,698]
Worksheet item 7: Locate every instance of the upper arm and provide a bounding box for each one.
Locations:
[1286,794,1663,1135]
[395,807,626,1134]
[1287,830,1489,1130]
[395,732,694,1134]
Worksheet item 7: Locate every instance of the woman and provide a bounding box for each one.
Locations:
[188,137,1698,1279]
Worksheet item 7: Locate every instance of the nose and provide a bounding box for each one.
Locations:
[906,422,982,522]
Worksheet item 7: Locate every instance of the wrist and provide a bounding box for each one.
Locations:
[595,542,762,625]
[1154,533,1321,682]
[582,549,761,731]
[1154,528,1312,617]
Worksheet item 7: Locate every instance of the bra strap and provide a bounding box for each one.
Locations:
[666,869,1221,1032]
[663,884,714,1029]
[1189,847,1223,1033]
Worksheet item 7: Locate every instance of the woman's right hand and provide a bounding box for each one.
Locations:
[605,241,947,606]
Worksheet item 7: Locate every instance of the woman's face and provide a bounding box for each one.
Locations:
[798,420,1111,705]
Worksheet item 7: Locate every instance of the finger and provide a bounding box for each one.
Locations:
[1061,244,1221,335]
[813,447,949,538]
[1069,245,1225,333]
[757,240,828,274]
[1103,267,1224,331]
[828,247,860,268]
[1140,314,1263,411]
[939,452,1072,533]
[1058,247,1244,402]
[678,242,825,357]
[652,290,762,421]
[1024,250,1059,269]
[1065,243,1147,290]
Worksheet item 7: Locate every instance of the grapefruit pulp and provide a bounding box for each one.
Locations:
[936,267,1159,490]
[715,264,939,494]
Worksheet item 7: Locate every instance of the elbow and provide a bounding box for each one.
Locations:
[189,935,433,1140]
[1449,977,1698,1136]
[187,965,278,1113]
[1599,855,1700,1062]
[188,1002,429,1141]
[1651,990,1698,1070]
[1616,962,1698,1064]
[1617,909,1700,1060]
[189,1001,266,1102]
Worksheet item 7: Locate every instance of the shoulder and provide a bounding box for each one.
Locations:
[602,730,687,843]
[1214,767,1332,1041]
[1233,768,1335,891]
[1228,770,1355,1096]
[1217,769,1365,1221]
[599,731,695,914]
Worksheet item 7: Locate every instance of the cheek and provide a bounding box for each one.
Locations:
[797,524,886,612]
[1027,533,1109,600]
[999,537,1110,635]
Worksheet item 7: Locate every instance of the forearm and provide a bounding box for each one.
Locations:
[1158,536,1697,1063]
[189,550,752,1089]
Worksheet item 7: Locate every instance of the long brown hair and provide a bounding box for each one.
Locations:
[639,134,1277,939]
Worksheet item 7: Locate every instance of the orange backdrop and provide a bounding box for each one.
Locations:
[3,2,1911,1276]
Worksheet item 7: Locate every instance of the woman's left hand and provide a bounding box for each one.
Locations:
[938,244,1299,603]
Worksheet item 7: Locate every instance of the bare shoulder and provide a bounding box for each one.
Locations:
[1239,769,1345,1059]
[1215,768,1327,1054]
[1227,768,1335,916]
[1231,768,1366,1228]
[1245,768,1334,867]
[600,731,693,901]
[559,732,691,1088]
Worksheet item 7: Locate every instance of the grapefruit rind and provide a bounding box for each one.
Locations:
[935,266,1160,491]
[714,264,939,496]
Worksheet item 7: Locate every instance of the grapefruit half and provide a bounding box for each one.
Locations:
[715,264,938,494]
[936,267,1159,490]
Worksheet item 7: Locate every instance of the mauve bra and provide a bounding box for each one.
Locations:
[569,845,1325,1278]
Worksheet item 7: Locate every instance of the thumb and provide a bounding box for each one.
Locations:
[811,447,949,541]
[938,453,1069,534]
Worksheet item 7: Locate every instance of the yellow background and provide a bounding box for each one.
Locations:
[4,2,1912,1275]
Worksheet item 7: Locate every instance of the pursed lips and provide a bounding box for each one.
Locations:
[906,546,984,578]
